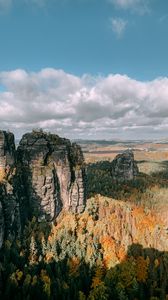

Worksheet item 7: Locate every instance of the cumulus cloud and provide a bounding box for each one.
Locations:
[110,17,127,38]
[0,68,168,140]
[108,0,149,14]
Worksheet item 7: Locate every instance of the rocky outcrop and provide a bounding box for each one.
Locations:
[0,183,21,242]
[0,201,4,248]
[0,130,15,172]
[0,130,20,244]
[17,130,86,222]
[111,149,139,182]
[0,129,86,248]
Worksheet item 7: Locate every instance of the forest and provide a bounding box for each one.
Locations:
[1,158,168,299]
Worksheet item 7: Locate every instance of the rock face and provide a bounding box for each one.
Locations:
[111,149,139,182]
[0,130,20,244]
[0,201,4,248]
[17,131,86,222]
[0,130,15,173]
[0,129,86,248]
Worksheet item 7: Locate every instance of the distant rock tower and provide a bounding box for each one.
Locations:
[111,149,139,182]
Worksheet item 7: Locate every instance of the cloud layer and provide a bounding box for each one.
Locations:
[108,0,149,14]
[0,68,168,140]
[110,17,127,38]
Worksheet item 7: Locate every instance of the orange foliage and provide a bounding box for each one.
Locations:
[91,267,104,288]
[100,235,117,268]
[117,246,126,262]
[68,257,80,277]
[45,252,54,263]
[132,206,157,232]
[86,245,94,260]
[0,167,5,182]
[136,256,149,283]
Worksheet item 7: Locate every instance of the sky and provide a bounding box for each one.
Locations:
[0,0,168,140]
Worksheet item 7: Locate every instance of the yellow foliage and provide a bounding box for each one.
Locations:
[91,276,102,289]
[0,167,5,182]
[16,270,23,281]
[41,269,51,284]
[91,267,104,288]
[79,291,86,300]
[117,246,126,262]
[154,258,159,268]
[20,250,25,257]
[136,256,149,283]
[86,245,94,261]
[68,257,80,277]
[45,251,54,263]
[100,236,115,253]
[100,235,117,268]
[40,270,51,298]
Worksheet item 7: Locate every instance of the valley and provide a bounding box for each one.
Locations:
[0,131,168,299]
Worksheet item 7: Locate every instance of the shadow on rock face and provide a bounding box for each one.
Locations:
[0,130,87,248]
[16,130,86,223]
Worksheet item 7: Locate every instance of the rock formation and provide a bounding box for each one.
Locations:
[0,138,139,241]
[0,201,4,248]
[111,149,139,181]
[0,130,15,172]
[0,131,140,251]
[0,129,86,247]
[0,130,20,245]
[17,130,86,222]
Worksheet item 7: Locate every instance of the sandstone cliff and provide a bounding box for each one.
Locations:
[17,130,86,222]
[111,149,139,181]
[0,130,86,248]
[0,130,20,246]
[0,130,15,172]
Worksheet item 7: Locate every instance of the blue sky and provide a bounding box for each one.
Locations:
[0,0,168,139]
[0,0,168,79]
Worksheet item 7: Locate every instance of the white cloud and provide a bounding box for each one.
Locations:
[110,17,127,38]
[0,68,168,140]
[108,0,149,14]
